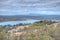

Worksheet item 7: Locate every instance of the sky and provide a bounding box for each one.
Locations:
[0,0,60,15]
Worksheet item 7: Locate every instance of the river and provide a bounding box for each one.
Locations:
[0,19,39,25]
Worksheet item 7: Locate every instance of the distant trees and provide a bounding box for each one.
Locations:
[35,20,56,25]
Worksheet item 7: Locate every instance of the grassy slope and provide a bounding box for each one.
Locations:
[0,20,60,40]
[24,21,60,40]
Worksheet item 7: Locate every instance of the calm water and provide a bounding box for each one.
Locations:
[0,20,39,25]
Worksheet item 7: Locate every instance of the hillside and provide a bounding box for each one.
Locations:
[3,20,60,40]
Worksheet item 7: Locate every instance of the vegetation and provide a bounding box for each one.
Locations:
[0,26,7,40]
[0,20,60,40]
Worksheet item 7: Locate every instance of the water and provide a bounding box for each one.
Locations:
[0,19,39,25]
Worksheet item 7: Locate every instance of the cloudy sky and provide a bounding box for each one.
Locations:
[0,0,60,15]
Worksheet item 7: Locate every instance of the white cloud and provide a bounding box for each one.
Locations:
[0,0,60,15]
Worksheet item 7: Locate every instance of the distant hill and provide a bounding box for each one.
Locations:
[0,15,60,22]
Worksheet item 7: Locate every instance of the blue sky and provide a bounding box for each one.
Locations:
[0,0,60,15]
